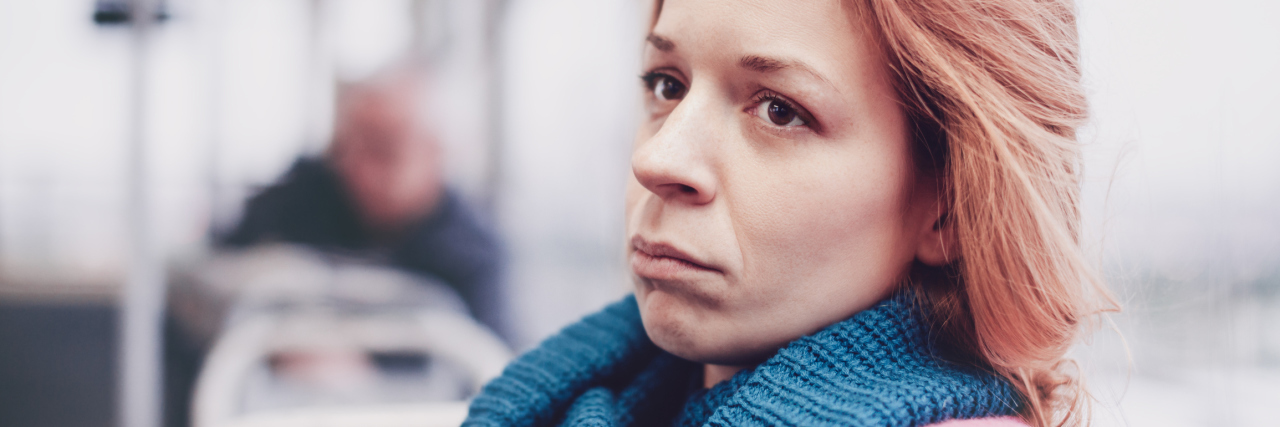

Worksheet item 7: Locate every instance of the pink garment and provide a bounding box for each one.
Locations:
[925,416,1030,427]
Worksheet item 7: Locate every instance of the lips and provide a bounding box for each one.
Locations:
[630,236,721,279]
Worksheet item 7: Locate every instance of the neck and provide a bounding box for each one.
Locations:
[702,364,750,389]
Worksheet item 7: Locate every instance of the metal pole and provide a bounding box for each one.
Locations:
[203,0,229,237]
[483,0,507,214]
[304,0,333,154]
[120,1,163,426]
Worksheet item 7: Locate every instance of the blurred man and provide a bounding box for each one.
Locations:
[220,67,504,331]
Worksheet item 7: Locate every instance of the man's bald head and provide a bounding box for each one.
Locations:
[329,63,444,232]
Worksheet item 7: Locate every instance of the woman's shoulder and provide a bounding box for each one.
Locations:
[926,416,1030,427]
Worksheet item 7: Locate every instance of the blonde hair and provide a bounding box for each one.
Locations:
[649,0,1115,425]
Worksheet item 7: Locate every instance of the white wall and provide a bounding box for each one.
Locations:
[495,0,643,349]
[1078,0,1280,278]
[1076,1,1280,425]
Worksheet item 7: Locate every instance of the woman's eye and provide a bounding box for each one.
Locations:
[644,73,687,101]
[754,98,805,127]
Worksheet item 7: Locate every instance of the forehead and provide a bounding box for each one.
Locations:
[651,0,888,96]
[653,0,867,61]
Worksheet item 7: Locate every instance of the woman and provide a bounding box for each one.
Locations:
[466,0,1112,425]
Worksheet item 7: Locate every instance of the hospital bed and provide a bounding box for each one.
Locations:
[168,245,511,427]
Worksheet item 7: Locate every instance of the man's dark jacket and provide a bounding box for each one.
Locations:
[220,157,505,331]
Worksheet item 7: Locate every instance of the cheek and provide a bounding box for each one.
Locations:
[624,175,650,241]
[625,125,659,227]
[729,149,915,301]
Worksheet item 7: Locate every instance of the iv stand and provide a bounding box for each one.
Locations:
[120,0,162,426]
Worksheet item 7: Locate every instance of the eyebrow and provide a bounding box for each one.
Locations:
[738,55,790,72]
[646,34,675,52]
[739,55,815,75]
[644,36,834,89]
[738,54,834,87]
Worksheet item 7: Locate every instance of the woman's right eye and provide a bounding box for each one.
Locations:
[642,72,687,102]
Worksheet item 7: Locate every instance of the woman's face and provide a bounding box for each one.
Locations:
[626,0,947,365]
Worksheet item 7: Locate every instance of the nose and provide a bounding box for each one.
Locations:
[631,97,718,205]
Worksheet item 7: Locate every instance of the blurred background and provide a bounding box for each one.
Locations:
[0,0,1274,426]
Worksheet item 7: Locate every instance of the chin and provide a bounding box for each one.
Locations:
[636,288,779,366]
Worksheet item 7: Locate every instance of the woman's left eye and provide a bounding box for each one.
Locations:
[753,97,806,127]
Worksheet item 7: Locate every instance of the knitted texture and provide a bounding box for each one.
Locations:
[672,365,754,427]
[698,294,1022,425]
[463,294,1022,427]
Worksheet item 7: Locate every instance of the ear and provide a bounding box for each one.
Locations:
[915,199,958,267]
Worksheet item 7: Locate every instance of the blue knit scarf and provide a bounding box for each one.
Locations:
[464,293,1021,426]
